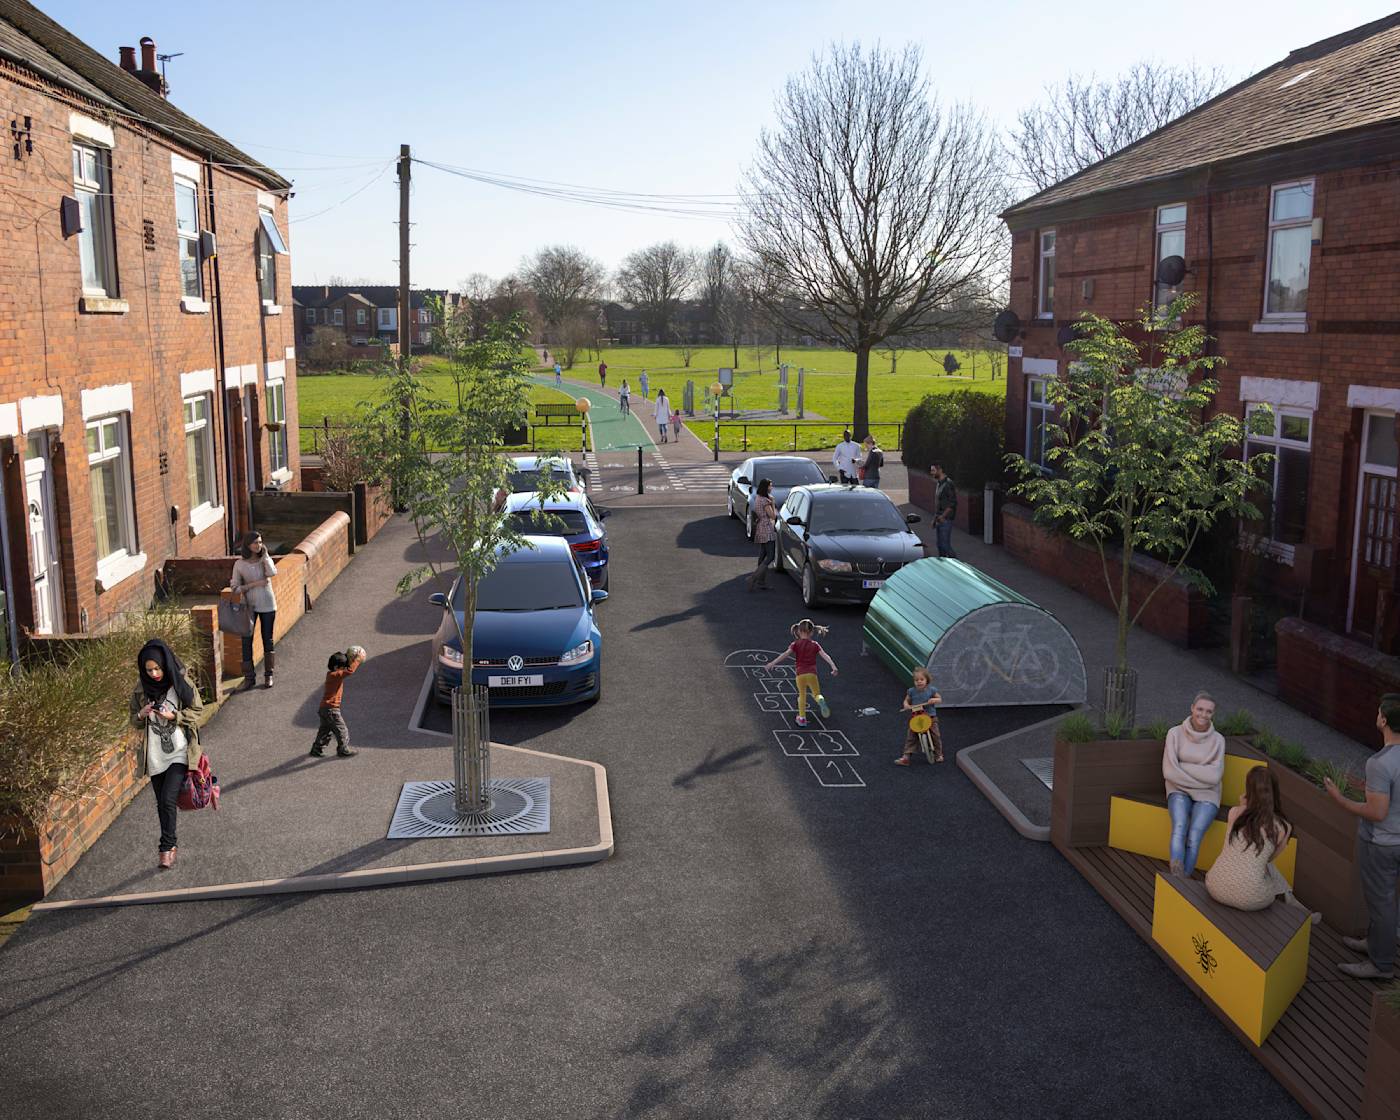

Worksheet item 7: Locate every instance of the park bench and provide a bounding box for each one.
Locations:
[536,403,578,426]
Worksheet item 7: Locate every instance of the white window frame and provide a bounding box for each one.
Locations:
[333,308,344,326]
[1154,204,1187,312]
[377,307,396,330]
[183,393,223,535]
[265,378,290,481]
[355,308,367,325]
[85,413,144,588]
[1244,403,1314,562]
[304,307,316,324]
[72,141,118,297]
[1026,376,1054,471]
[1262,179,1313,321]
[417,308,430,324]
[1037,229,1055,319]
[173,174,203,305]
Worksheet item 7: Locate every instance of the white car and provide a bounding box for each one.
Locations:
[507,455,585,495]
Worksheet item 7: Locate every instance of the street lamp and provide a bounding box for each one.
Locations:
[710,382,724,462]
[575,396,591,453]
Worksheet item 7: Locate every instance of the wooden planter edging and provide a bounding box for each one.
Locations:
[1364,996,1400,1120]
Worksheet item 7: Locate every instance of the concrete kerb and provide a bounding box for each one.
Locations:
[956,709,1074,843]
[29,743,614,911]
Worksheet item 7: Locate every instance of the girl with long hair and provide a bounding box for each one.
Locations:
[231,530,278,689]
[746,478,779,591]
[765,619,838,727]
[1206,766,1317,920]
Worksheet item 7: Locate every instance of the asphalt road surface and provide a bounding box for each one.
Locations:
[0,507,1302,1120]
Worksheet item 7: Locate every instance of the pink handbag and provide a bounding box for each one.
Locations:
[178,753,220,812]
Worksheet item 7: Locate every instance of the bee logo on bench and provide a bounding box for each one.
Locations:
[1192,933,1219,977]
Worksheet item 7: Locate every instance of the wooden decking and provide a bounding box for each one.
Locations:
[1063,844,1388,1120]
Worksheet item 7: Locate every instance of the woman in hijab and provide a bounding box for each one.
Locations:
[128,638,205,869]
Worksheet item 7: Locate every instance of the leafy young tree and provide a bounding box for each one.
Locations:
[739,43,1008,439]
[1009,62,1229,193]
[1006,294,1272,695]
[616,241,696,341]
[522,245,606,339]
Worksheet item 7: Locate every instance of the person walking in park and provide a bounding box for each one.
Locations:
[639,370,649,400]
[931,463,959,558]
[1206,766,1318,920]
[860,436,884,489]
[655,389,670,443]
[554,361,562,388]
[766,619,837,728]
[833,431,862,485]
[896,666,943,765]
[310,647,366,758]
[1327,694,1400,980]
[231,530,278,690]
[746,478,779,591]
[619,379,631,415]
[671,407,682,442]
[1162,692,1225,878]
[598,360,607,388]
[129,638,205,869]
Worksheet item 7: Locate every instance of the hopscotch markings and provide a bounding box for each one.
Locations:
[774,729,858,758]
[807,758,866,788]
[756,677,795,694]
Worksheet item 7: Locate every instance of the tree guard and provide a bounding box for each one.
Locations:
[864,558,1086,707]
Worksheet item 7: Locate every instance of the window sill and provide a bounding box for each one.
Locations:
[262,302,282,317]
[270,468,293,485]
[96,550,147,591]
[80,296,129,315]
[188,503,224,537]
[1252,321,1308,334]
[1240,534,1296,566]
[181,297,210,314]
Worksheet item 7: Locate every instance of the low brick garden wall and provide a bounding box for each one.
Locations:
[907,471,1002,542]
[1276,617,1400,748]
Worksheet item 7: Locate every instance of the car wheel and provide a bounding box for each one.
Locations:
[745,508,755,541]
[772,542,784,574]
[589,665,603,705]
[802,562,820,607]
[727,491,737,519]
[596,567,609,592]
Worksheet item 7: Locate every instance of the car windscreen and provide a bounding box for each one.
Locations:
[509,469,573,493]
[508,510,590,536]
[455,559,583,611]
[808,494,907,534]
[752,461,826,487]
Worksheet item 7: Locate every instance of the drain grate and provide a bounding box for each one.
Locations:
[387,778,551,838]
[1021,757,1055,790]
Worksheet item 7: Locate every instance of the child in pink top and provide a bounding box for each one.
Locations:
[766,619,838,726]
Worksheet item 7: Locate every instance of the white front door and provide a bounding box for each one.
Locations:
[24,431,62,635]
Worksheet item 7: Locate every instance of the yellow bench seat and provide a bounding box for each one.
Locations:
[1108,794,1296,886]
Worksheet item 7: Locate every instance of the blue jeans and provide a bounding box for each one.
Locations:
[935,519,956,558]
[862,477,879,488]
[1168,792,1217,875]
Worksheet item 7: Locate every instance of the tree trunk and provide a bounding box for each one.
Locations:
[1117,528,1132,669]
[732,340,739,368]
[853,344,871,441]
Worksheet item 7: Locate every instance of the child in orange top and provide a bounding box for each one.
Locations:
[309,647,365,758]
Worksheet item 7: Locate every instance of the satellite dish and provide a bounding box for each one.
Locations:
[992,309,1022,344]
[1156,255,1187,286]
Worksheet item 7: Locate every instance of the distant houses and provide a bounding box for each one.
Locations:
[292,286,459,363]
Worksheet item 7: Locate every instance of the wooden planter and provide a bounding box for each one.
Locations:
[1051,737,1166,850]
[1363,994,1400,1120]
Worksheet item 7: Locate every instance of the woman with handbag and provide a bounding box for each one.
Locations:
[230,530,278,689]
[128,638,204,869]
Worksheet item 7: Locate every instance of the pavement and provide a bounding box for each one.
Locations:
[0,488,1303,1119]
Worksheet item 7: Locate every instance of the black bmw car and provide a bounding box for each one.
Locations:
[726,456,831,539]
[773,485,925,606]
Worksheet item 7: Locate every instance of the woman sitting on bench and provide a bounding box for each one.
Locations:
[1163,692,1225,877]
[1206,767,1316,919]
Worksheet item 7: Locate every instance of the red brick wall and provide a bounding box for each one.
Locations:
[1275,617,1399,747]
[1002,502,1209,647]
[296,511,352,604]
[0,62,299,636]
[1004,162,1400,641]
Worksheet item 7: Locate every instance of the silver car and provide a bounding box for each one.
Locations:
[727,456,831,539]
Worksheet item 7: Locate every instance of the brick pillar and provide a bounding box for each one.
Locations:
[188,603,221,693]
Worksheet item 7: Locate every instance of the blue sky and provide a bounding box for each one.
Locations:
[47,0,1399,289]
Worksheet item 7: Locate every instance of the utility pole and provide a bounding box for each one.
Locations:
[397,144,411,444]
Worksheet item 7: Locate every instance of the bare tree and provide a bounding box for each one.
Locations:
[491,274,537,329]
[616,241,696,341]
[522,245,606,340]
[739,43,1008,438]
[304,325,348,371]
[456,272,495,340]
[558,313,597,370]
[1009,62,1229,193]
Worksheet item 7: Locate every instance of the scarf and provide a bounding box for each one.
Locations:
[137,638,194,708]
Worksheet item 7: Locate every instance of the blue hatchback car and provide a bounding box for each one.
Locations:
[502,491,610,590]
[429,536,605,707]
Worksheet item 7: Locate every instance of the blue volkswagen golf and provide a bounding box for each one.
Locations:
[429,536,605,707]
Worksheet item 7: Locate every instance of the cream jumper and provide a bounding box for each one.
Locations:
[1162,718,1225,806]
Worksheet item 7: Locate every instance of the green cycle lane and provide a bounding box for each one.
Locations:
[533,377,658,452]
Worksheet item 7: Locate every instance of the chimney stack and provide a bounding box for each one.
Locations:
[139,37,156,73]
[119,46,137,73]
[131,36,167,97]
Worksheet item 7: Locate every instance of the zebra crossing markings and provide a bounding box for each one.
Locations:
[652,454,733,492]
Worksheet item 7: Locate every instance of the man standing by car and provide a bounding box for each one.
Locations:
[833,430,861,484]
[931,463,958,558]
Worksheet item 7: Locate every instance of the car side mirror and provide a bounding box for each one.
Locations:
[598,508,611,520]
[828,474,838,484]
[428,592,448,608]
[787,516,804,528]
[590,589,609,603]
[906,514,922,524]
[737,475,750,486]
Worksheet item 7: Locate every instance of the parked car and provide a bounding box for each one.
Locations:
[773,484,924,606]
[429,536,606,707]
[726,456,830,539]
[503,491,611,589]
[507,455,584,495]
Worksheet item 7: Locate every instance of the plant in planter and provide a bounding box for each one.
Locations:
[1006,293,1274,725]
[1215,708,1257,736]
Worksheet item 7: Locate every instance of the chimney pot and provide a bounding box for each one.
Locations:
[119,46,137,72]
[139,37,156,74]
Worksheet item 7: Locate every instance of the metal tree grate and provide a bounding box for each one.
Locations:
[387,777,551,838]
[1021,756,1055,790]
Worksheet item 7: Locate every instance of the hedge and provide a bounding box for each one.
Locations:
[902,390,1006,489]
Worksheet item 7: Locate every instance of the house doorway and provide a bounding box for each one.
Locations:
[1347,410,1398,642]
[24,430,63,635]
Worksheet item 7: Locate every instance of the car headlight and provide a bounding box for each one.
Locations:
[438,645,463,668]
[817,559,853,573]
[559,640,594,665]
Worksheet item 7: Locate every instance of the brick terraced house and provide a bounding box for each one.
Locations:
[292,285,454,362]
[0,1,299,645]
[1000,15,1400,743]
